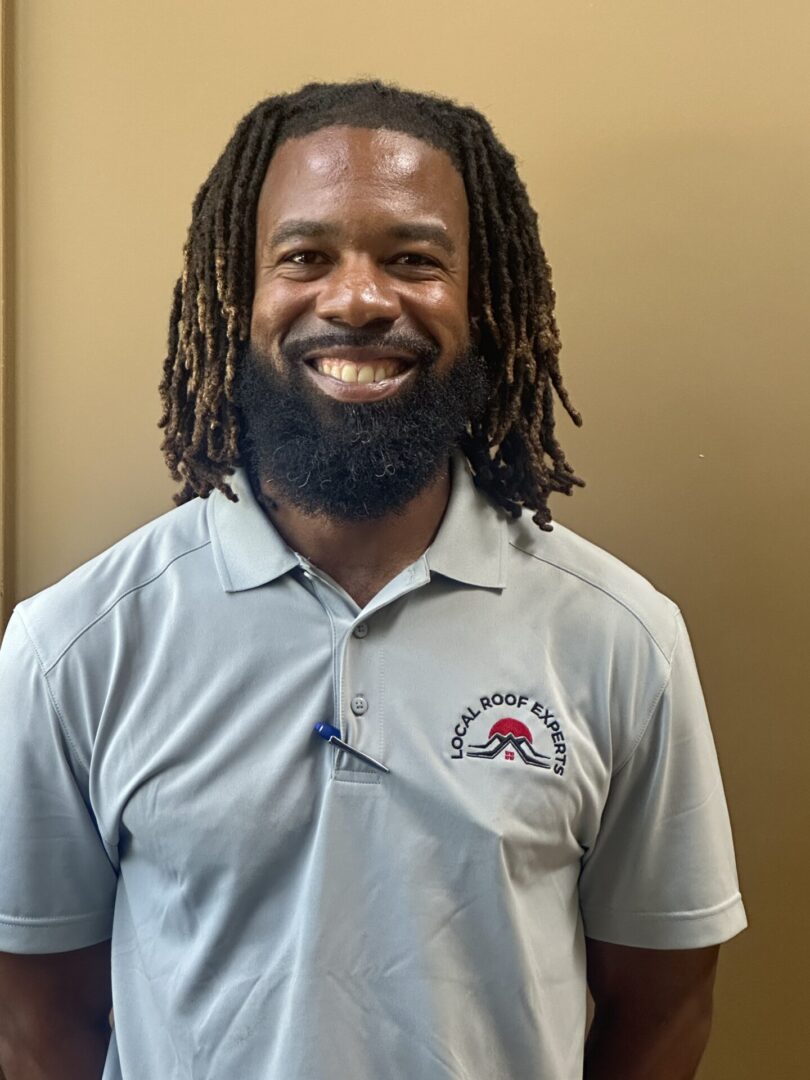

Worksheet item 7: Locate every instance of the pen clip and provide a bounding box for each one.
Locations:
[313,722,390,774]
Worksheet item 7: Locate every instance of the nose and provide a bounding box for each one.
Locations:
[314,255,401,327]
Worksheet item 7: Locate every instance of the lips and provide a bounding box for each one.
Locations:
[303,353,417,402]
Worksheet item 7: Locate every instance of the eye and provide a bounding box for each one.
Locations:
[393,253,439,267]
[280,250,329,266]
[393,251,444,270]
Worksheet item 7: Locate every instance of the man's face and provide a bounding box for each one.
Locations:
[236,125,488,520]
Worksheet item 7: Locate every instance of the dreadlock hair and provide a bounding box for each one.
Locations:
[158,79,584,530]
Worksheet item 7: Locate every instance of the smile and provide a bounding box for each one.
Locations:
[304,355,417,402]
[311,357,410,383]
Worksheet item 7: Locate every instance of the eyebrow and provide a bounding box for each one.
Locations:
[266,220,332,249]
[265,219,457,257]
[389,223,456,256]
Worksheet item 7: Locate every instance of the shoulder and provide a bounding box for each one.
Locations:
[504,512,681,664]
[12,496,213,673]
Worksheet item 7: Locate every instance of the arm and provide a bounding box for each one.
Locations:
[583,938,719,1080]
[0,940,111,1080]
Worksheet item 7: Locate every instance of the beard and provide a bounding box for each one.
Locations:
[232,331,489,522]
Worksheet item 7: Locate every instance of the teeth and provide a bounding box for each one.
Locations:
[313,358,406,383]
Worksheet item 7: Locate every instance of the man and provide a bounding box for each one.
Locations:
[0,81,745,1079]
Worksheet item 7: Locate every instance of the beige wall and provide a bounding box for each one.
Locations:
[6,1,809,1074]
[0,0,12,621]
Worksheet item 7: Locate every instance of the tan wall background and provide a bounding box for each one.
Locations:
[5,1,809,1074]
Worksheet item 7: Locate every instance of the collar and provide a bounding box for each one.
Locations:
[424,451,509,589]
[208,468,300,592]
[208,452,509,594]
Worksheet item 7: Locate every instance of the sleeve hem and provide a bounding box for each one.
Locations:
[582,894,747,949]
[0,910,113,954]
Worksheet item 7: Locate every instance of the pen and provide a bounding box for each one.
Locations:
[313,722,390,774]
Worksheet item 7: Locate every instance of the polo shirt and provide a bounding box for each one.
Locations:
[0,451,746,1079]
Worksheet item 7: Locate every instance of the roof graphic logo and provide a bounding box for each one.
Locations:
[466,717,552,768]
[448,692,567,776]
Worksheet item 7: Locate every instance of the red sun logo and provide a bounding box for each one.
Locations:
[488,717,533,742]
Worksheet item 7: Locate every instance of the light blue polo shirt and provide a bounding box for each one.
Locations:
[0,452,746,1079]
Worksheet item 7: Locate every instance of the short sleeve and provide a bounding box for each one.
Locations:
[579,610,747,949]
[0,609,117,953]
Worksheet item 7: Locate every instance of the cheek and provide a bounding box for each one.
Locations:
[250,283,313,346]
[411,284,469,342]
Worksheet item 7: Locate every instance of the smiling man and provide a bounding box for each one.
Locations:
[0,81,745,1080]
[235,122,490,591]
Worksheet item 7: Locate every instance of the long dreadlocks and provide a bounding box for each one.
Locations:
[158,79,584,530]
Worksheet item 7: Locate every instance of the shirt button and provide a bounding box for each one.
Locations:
[353,622,369,639]
[351,694,368,716]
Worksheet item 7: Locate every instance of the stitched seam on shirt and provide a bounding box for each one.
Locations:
[334,771,381,785]
[584,892,743,920]
[612,667,670,777]
[508,541,671,660]
[321,590,340,779]
[15,608,88,773]
[43,540,212,672]
[0,909,111,926]
[378,641,385,765]
[611,612,683,776]
[16,612,119,857]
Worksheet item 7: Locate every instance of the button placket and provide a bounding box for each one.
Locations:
[347,626,369,728]
[333,617,385,782]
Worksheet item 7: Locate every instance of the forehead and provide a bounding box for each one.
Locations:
[255,126,469,243]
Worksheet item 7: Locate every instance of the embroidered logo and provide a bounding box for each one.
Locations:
[467,717,551,768]
[449,691,567,776]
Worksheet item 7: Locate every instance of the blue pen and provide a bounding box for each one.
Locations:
[313,722,390,774]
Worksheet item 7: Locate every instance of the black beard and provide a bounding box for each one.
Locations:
[232,334,489,522]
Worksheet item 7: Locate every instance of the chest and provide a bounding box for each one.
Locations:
[88,582,616,890]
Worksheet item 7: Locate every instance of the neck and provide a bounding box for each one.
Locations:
[254,461,452,607]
